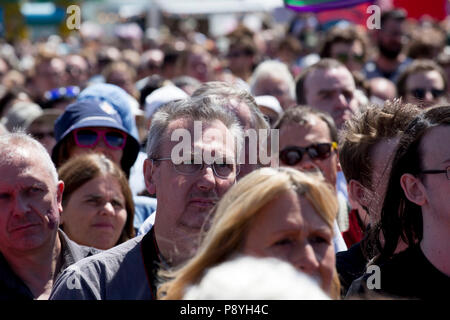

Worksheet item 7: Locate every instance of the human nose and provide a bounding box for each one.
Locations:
[424,91,435,102]
[293,243,320,275]
[297,153,319,172]
[335,93,349,109]
[99,201,115,216]
[196,164,216,191]
[12,193,29,217]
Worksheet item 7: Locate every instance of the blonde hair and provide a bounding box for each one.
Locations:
[158,167,340,299]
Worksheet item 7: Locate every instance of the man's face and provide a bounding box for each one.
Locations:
[304,67,358,129]
[253,77,295,110]
[377,19,405,60]
[417,125,450,224]
[0,150,63,256]
[330,41,364,73]
[144,118,238,266]
[405,70,446,108]
[279,116,339,188]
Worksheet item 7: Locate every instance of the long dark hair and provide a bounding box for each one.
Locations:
[369,105,450,262]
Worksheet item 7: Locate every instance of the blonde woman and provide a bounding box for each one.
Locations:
[158,167,341,299]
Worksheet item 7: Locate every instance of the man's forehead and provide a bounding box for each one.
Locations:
[420,125,450,165]
[281,116,332,140]
[307,67,355,89]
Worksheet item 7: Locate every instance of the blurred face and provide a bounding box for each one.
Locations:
[253,77,295,110]
[330,41,364,72]
[68,127,124,165]
[28,123,56,155]
[377,19,405,59]
[304,67,358,129]
[417,125,450,224]
[106,71,135,97]
[0,150,63,255]
[242,190,335,294]
[66,55,89,87]
[186,51,211,83]
[279,116,339,187]
[34,58,67,94]
[145,119,238,266]
[405,70,446,108]
[61,175,127,250]
[227,47,254,76]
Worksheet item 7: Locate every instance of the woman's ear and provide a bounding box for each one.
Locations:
[400,173,427,206]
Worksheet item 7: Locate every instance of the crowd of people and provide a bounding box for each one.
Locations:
[0,5,449,301]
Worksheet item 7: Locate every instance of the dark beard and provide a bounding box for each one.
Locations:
[378,42,402,60]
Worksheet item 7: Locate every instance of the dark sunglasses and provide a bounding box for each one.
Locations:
[280,142,337,166]
[409,88,445,100]
[73,128,127,150]
[335,52,364,63]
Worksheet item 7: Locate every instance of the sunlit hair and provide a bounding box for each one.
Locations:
[339,99,422,190]
[58,153,135,245]
[192,81,269,131]
[157,167,340,300]
[0,131,58,184]
[146,96,244,162]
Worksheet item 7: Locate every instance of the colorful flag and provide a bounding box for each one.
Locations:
[284,0,376,12]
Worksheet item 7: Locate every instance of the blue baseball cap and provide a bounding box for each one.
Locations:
[77,83,140,140]
[52,99,140,177]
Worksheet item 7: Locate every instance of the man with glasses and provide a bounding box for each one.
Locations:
[50,97,244,299]
[273,106,347,253]
[397,59,448,108]
[347,105,450,300]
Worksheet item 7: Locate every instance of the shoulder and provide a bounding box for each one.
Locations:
[50,236,146,300]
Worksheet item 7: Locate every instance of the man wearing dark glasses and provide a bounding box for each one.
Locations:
[274,106,347,254]
[50,97,244,299]
[397,59,448,108]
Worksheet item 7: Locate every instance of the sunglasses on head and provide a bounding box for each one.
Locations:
[409,88,445,100]
[280,142,337,166]
[73,128,127,150]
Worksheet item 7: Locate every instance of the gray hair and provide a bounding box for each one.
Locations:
[146,97,244,162]
[0,132,59,184]
[249,60,296,101]
[192,81,269,131]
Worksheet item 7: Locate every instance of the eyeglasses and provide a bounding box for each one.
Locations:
[335,52,364,63]
[152,158,240,179]
[280,142,337,166]
[409,88,445,100]
[420,166,450,180]
[73,128,127,150]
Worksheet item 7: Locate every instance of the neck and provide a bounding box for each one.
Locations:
[420,213,450,276]
[5,233,62,299]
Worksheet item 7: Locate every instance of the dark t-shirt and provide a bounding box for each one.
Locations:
[336,241,368,297]
[346,245,450,300]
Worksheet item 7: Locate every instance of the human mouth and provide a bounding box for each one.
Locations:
[91,223,114,230]
[188,198,217,209]
[9,223,40,232]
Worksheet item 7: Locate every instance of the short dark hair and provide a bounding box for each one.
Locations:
[319,25,369,62]
[380,8,407,26]
[295,58,346,104]
[396,59,448,98]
